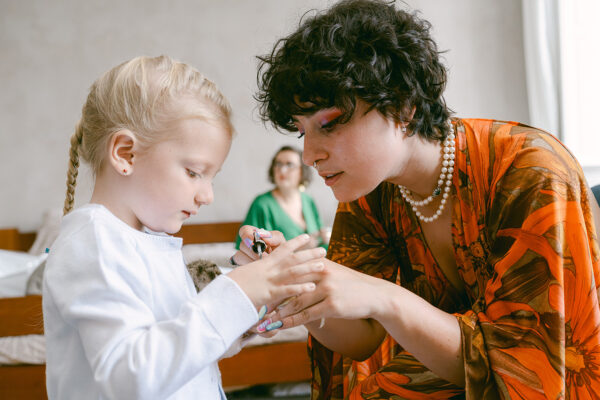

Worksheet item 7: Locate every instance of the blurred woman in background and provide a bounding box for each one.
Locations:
[236,145,330,250]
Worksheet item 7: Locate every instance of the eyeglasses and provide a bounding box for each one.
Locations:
[274,161,300,171]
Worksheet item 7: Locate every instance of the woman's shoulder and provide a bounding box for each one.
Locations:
[459,118,560,144]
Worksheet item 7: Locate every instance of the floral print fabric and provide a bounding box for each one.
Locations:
[309,118,600,399]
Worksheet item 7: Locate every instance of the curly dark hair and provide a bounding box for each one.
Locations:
[256,0,452,141]
[268,145,312,187]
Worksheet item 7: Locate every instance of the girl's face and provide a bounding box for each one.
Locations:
[124,118,231,234]
[273,150,302,190]
[294,100,410,203]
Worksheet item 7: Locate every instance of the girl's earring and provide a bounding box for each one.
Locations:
[401,124,407,134]
[122,169,128,175]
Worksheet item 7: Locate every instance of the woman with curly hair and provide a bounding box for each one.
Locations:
[248,0,600,398]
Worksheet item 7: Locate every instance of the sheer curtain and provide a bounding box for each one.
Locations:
[523,0,600,185]
[522,0,561,136]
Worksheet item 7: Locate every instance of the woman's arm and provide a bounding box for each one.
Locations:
[277,259,465,386]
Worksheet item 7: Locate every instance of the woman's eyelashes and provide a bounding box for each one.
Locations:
[319,109,344,132]
[320,117,340,132]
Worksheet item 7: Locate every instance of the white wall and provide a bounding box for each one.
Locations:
[0,0,528,232]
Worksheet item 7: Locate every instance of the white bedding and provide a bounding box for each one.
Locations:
[0,334,45,365]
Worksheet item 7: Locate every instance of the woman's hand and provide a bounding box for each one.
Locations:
[227,233,327,310]
[231,226,286,265]
[274,258,389,328]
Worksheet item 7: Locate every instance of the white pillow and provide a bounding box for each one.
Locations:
[28,209,62,255]
[0,250,48,298]
[182,242,236,271]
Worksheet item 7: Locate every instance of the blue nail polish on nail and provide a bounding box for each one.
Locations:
[266,320,283,331]
[258,305,267,320]
[243,238,253,248]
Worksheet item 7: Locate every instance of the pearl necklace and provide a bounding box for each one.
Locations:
[399,120,455,223]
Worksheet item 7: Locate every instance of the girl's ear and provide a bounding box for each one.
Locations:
[108,130,136,175]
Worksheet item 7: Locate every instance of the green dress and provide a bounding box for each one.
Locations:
[235,191,327,250]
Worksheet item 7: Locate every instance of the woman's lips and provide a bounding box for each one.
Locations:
[321,171,343,186]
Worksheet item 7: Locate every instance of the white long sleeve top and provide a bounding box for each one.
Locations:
[43,204,258,399]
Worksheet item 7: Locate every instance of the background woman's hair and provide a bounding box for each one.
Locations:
[268,145,312,187]
[63,55,233,215]
[256,0,452,141]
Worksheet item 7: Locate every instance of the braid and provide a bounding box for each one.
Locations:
[63,124,83,215]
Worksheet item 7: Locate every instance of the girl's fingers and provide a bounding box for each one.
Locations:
[278,260,325,283]
[272,242,327,265]
[271,281,316,301]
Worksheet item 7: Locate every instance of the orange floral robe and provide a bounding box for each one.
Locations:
[309,118,600,399]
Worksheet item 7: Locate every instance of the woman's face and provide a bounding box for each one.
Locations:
[273,150,303,190]
[294,100,410,202]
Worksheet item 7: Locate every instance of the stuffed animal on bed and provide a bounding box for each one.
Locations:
[186,259,222,292]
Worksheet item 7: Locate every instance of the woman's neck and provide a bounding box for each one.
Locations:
[272,186,300,202]
[394,135,444,199]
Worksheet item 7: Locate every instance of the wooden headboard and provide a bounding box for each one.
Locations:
[0,221,242,252]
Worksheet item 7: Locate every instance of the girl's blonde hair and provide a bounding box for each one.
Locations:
[63,55,233,215]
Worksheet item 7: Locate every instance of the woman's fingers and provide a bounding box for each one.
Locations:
[276,289,323,319]
[278,300,328,329]
[237,226,285,260]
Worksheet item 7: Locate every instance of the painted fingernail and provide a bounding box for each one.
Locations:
[257,229,272,238]
[257,305,268,320]
[266,321,283,331]
[243,238,253,248]
[257,318,271,333]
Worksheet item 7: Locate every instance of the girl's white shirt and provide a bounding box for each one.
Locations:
[43,204,258,399]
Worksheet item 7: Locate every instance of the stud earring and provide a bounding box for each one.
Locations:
[122,169,128,175]
[313,161,318,170]
[400,124,407,134]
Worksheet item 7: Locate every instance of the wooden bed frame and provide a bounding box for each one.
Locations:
[0,222,311,399]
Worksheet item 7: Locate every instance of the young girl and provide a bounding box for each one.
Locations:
[42,55,325,399]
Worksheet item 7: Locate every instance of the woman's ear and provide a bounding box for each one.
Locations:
[108,130,136,176]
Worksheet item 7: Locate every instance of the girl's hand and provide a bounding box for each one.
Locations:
[273,258,388,329]
[227,233,327,310]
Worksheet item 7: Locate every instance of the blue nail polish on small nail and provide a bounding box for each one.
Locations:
[243,238,253,248]
[266,321,283,331]
[258,305,267,320]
